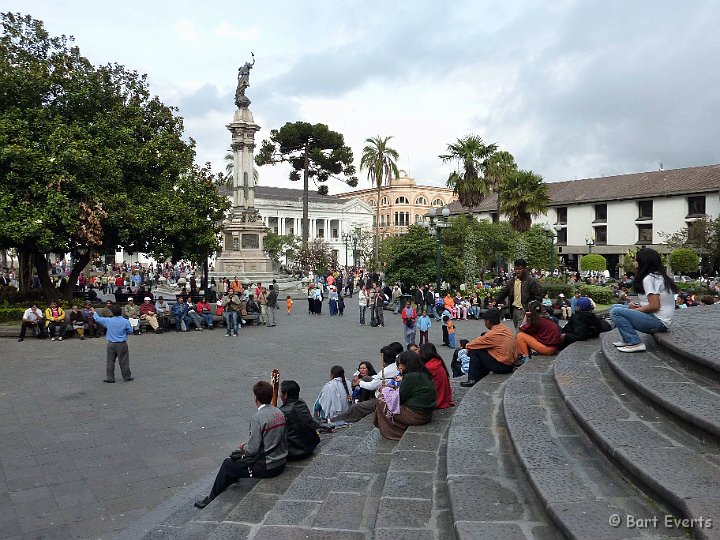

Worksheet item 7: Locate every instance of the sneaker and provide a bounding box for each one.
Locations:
[617,343,647,353]
[460,379,477,387]
[225,333,231,337]
[58,337,63,341]
[612,341,627,347]
[51,337,56,341]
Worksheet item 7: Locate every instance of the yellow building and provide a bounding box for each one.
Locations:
[335,171,457,238]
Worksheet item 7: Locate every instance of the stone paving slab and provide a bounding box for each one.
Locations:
[602,331,720,439]
[554,344,720,540]
[446,370,555,539]
[505,353,684,539]
[1,296,485,538]
[653,303,720,374]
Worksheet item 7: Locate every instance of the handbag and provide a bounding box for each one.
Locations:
[380,386,400,418]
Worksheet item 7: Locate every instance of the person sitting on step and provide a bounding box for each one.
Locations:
[279,380,322,461]
[515,300,563,365]
[373,350,437,441]
[461,308,517,388]
[194,381,287,509]
[330,342,404,423]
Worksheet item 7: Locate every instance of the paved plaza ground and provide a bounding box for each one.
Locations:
[0,299,485,539]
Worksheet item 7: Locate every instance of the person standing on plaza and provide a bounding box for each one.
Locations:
[222,290,241,336]
[266,285,278,327]
[18,303,46,341]
[417,309,432,345]
[373,283,385,327]
[494,259,542,329]
[90,306,133,383]
[401,301,417,345]
[258,286,269,326]
[286,295,294,315]
[328,285,339,316]
[358,286,368,325]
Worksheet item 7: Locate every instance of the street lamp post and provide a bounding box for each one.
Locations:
[585,235,595,254]
[543,222,563,275]
[422,207,452,292]
[341,232,351,269]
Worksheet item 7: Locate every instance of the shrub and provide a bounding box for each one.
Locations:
[539,281,575,300]
[0,287,48,306]
[580,253,607,272]
[669,248,700,275]
[576,284,614,304]
[0,307,25,324]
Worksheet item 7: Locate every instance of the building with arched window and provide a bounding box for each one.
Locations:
[335,171,456,238]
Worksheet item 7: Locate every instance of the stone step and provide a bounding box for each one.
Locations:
[602,331,720,439]
[653,304,720,375]
[505,354,683,539]
[554,343,720,540]
[372,383,468,540]
[447,371,556,539]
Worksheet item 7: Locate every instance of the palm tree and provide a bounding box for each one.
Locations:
[439,135,498,210]
[499,169,551,232]
[360,136,399,269]
[484,150,518,219]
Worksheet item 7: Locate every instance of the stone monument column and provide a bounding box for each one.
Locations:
[215,54,273,276]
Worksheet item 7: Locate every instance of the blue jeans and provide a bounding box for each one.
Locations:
[359,306,366,324]
[224,311,239,334]
[609,304,667,345]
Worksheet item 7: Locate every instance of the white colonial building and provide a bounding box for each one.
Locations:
[253,186,373,266]
[449,164,720,274]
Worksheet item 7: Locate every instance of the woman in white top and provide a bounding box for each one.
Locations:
[609,248,677,352]
[358,287,368,325]
[314,365,351,421]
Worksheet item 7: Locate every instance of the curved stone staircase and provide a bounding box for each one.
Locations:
[120,305,720,539]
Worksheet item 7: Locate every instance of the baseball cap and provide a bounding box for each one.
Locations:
[576,297,592,311]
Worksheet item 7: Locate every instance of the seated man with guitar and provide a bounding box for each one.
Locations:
[194,379,287,509]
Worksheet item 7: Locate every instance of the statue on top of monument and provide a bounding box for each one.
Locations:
[235,52,255,109]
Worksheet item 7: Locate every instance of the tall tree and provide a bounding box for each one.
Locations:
[359,135,399,269]
[439,135,498,210]
[499,170,551,232]
[255,122,358,250]
[484,150,518,218]
[0,13,223,300]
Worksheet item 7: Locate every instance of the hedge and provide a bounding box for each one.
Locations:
[576,284,614,304]
[0,308,25,324]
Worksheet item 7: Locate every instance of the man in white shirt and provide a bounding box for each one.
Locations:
[330,342,404,423]
[18,304,46,341]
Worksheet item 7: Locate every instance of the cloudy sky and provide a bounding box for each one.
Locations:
[6,1,720,193]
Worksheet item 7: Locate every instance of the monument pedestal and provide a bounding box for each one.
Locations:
[215,208,273,274]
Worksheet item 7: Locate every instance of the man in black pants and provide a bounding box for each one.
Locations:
[461,308,517,387]
[195,381,287,509]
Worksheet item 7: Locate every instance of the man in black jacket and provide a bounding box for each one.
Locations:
[279,380,321,460]
[494,259,542,329]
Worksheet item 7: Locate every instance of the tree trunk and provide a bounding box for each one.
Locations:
[302,142,309,251]
[60,251,91,301]
[202,259,209,291]
[18,249,33,293]
[32,251,60,302]
[375,183,381,270]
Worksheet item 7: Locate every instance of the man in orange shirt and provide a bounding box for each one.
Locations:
[460,308,517,387]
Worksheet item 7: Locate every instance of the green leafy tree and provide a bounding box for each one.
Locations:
[669,248,700,275]
[499,170,551,232]
[622,249,637,274]
[294,239,332,274]
[382,225,462,288]
[360,135,399,269]
[147,164,230,288]
[439,135,498,210]
[264,231,298,267]
[473,220,517,275]
[0,13,219,301]
[255,122,358,250]
[580,253,607,272]
[660,216,720,274]
[513,225,553,271]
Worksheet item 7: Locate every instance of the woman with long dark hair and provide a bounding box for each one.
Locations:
[314,365,351,420]
[418,343,454,409]
[516,300,562,364]
[609,247,677,352]
[373,351,436,440]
